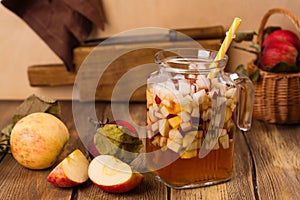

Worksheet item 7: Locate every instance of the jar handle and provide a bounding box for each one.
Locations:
[230,73,254,131]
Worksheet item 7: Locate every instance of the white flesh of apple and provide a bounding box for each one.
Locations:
[62,150,89,183]
[88,155,132,186]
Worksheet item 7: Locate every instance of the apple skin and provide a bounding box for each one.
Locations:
[46,163,78,188]
[93,172,144,193]
[88,155,144,193]
[10,112,69,170]
[88,137,100,158]
[261,40,298,70]
[263,29,300,51]
[47,149,90,188]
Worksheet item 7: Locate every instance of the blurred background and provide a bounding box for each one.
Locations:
[1,0,300,100]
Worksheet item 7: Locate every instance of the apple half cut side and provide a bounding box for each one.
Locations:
[88,155,144,193]
[47,149,90,187]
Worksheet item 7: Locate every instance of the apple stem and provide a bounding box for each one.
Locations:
[88,117,109,129]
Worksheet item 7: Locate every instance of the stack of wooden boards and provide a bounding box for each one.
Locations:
[28,26,225,102]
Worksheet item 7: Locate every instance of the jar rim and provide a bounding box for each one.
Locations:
[155,48,228,73]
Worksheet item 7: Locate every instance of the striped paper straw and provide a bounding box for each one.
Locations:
[208,17,242,79]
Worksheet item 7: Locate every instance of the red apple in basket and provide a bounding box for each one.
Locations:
[88,155,144,193]
[47,149,89,187]
[261,40,298,70]
[263,29,300,51]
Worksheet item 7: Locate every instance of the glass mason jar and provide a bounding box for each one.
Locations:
[146,48,254,189]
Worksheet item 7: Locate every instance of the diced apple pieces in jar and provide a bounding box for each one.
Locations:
[180,150,198,159]
[158,119,170,137]
[182,131,197,148]
[219,131,230,149]
[168,116,182,129]
[185,139,201,151]
[180,121,192,132]
[167,139,182,153]
[146,75,237,159]
[179,111,191,122]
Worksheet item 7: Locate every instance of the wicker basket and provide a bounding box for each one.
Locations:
[247,8,300,124]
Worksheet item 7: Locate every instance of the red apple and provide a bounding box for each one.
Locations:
[110,120,138,136]
[88,155,144,193]
[263,29,300,51]
[47,149,89,187]
[261,40,298,70]
[88,137,100,158]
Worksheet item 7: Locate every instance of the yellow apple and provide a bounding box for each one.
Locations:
[10,112,69,169]
[88,155,144,193]
[47,149,90,187]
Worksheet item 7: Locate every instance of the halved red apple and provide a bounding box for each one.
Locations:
[47,149,89,187]
[88,155,144,193]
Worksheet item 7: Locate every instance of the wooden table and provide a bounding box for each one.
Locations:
[0,101,299,200]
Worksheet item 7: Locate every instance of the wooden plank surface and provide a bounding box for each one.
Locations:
[245,120,300,200]
[76,173,167,200]
[0,101,75,200]
[75,102,167,200]
[0,101,300,200]
[0,154,73,200]
[0,101,165,200]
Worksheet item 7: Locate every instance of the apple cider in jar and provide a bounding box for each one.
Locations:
[146,49,254,189]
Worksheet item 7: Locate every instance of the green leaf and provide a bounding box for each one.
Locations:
[270,62,300,73]
[94,124,143,163]
[0,124,13,153]
[235,64,249,77]
[250,70,260,82]
[99,124,141,144]
[264,66,273,72]
[12,94,61,124]
[94,132,119,155]
[250,44,261,53]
